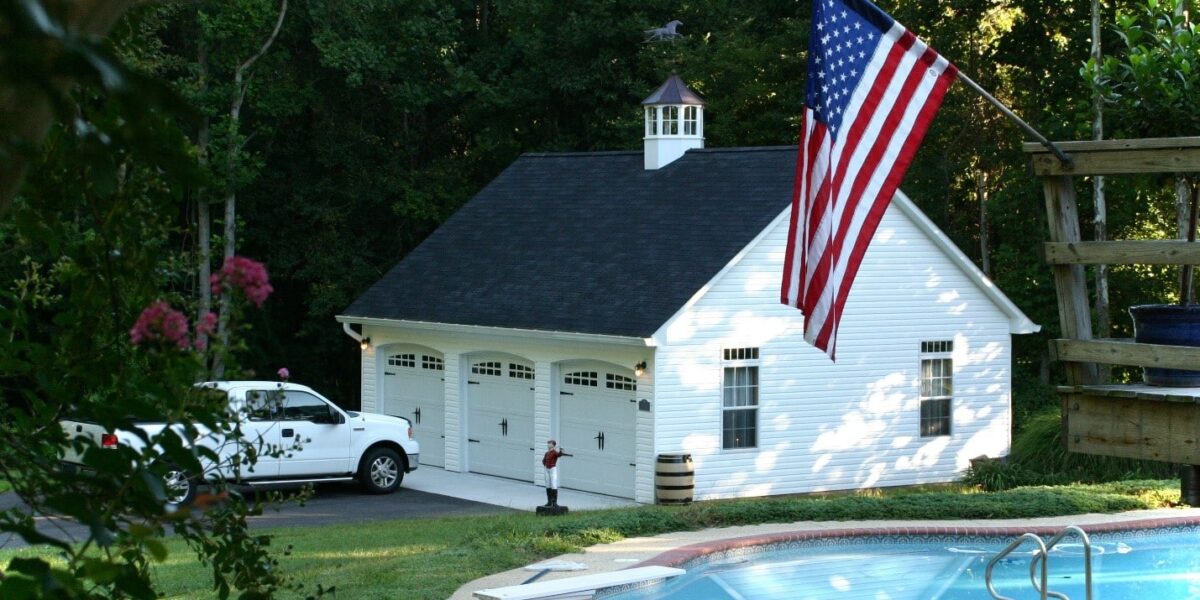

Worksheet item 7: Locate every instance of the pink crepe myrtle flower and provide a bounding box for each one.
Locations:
[195,311,218,337]
[277,367,290,380]
[130,301,191,350]
[190,312,219,351]
[210,256,273,308]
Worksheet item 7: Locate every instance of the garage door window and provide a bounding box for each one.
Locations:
[510,363,534,380]
[722,347,759,449]
[422,355,443,370]
[388,353,416,368]
[605,373,636,391]
[472,361,502,376]
[564,371,597,386]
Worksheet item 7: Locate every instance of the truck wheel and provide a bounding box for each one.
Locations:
[360,447,403,494]
[164,467,198,508]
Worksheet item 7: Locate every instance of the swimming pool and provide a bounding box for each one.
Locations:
[599,520,1200,599]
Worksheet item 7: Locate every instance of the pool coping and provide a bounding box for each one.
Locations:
[634,514,1200,569]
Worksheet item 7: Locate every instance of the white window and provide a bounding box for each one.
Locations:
[722,348,759,449]
[422,355,443,371]
[646,106,658,136]
[920,340,953,437]
[662,106,679,135]
[683,106,698,135]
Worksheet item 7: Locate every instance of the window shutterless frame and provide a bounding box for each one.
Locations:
[721,348,760,450]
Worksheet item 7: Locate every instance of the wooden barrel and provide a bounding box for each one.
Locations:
[655,453,694,505]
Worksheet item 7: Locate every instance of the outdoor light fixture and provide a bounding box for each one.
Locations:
[634,361,647,377]
[360,337,371,351]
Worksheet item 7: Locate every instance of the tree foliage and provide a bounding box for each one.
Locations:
[1,0,1195,596]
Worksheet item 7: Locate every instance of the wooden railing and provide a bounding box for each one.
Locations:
[1023,137,1200,468]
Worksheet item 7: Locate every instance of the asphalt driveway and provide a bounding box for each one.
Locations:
[0,482,515,550]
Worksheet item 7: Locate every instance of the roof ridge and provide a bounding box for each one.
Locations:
[520,150,642,158]
[518,146,796,159]
[687,146,795,153]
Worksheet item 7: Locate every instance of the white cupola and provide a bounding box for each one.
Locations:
[641,73,705,170]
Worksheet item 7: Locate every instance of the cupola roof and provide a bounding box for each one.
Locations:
[640,73,706,106]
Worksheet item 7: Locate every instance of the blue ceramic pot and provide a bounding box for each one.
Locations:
[1129,304,1200,387]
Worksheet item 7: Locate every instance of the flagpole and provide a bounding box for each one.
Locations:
[955,71,1073,168]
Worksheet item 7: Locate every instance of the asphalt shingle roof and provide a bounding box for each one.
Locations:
[342,146,798,338]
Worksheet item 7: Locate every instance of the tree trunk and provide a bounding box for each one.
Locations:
[0,0,139,213]
[1091,0,1111,382]
[211,0,288,379]
[976,169,990,277]
[196,39,213,365]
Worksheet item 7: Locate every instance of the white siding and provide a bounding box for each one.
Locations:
[652,203,1014,500]
[360,331,377,413]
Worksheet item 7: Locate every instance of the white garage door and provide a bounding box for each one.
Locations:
[466,356,535,481]
[382,350,445,467]
[558,364,637,498]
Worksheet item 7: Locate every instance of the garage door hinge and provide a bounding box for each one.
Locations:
[384,371,395,376]
[468,380,480,385]
[560,391,573,396]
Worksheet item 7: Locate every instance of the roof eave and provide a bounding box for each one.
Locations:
[335,315,653,347]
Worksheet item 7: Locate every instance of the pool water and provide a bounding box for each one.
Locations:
[601,528,1200,599]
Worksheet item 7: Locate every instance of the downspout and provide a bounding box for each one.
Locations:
[342,322,364,344]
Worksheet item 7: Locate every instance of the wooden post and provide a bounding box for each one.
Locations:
[1042,175,1099,386]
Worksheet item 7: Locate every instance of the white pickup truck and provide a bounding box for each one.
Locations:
[60,381,419,505]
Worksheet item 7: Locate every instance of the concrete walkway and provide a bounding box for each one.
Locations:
[451,507,1200,600]
[403,466,638,512]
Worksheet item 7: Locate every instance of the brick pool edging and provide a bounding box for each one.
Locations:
[635,515,1200,569]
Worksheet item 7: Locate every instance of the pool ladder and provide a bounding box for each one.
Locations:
[984,525,1093,600]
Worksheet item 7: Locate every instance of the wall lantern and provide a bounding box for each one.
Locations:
[634,361,647,378]
[360,337,371,351]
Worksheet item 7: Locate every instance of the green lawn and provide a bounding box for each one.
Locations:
[0,480,1183,599]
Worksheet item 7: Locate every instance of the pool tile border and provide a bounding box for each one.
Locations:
[635,514,1200,569]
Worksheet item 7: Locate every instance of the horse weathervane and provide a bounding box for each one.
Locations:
[644,20,682,42]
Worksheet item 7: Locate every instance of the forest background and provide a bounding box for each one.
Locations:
[16,0,1193,412]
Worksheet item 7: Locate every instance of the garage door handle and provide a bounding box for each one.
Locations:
[559,391,573,396]
[629,463,636,467]
[468,381,480,385]
[412,407,421,424]
[468,438,480,443]
[282,428,294,438]
[384,371,395,376]
[594,431,605,451]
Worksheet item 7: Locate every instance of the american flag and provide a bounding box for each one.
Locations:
[780,0,956,360]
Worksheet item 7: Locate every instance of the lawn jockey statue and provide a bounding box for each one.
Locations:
[537,439,569,515]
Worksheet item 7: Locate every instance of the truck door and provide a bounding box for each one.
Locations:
[276,390,351,477]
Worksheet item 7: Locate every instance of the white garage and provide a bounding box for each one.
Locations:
[557,362,637,498]
[382,347,446,467]
[465,354,535,481]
